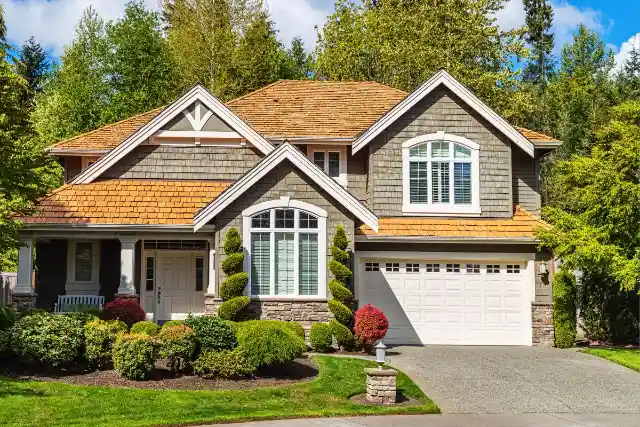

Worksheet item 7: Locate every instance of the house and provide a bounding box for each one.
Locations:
[15,70,561,346]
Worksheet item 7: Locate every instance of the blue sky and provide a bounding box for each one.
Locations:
[3,0,639,71]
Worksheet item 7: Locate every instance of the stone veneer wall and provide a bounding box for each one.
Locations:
[11,293,37,314]
[532,302,554,347]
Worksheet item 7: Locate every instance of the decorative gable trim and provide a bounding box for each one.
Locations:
[193,143,379,232]
[72,85,275,184]
[352,69,535,157]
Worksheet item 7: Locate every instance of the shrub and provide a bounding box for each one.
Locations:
[235,320,306,369]
[85,319,128,368]
[184,314,236,352]
[328,279,353,303]
[193,348,255,378]
[221,253,244,276]
[309,323,332,352]
[332,226,349,250]
[0,307,16,330]
[219,272,249,300]
[64,311,99,325]
[112,333,157,380]
[161,320,183,330]
[283,321,305,340]
[329,260,353,284]
[158,324,196,373]
[130,321,160,336]
[21,308,47,317]
[328,299,353,324]
[328,319,355,350]
[554,269,577,349]
[222,227,242,254]
[11,313,85,367]
[0,330,10,355]
[100,298,146,328]
[218,296,250,321]
[354,304,389,346]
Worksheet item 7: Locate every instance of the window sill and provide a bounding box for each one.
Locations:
[249,296,329,302]
[402,204,481,216]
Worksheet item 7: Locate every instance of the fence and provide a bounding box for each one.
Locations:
[0,272,16,307]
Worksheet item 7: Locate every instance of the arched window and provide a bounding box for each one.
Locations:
[242,198,327,298]
[402,132,480,215]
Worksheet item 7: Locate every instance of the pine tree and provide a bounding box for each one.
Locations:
[523,0,555,86]
[282,37,311,79]
[620,47,640,100]
[16,37,50,107]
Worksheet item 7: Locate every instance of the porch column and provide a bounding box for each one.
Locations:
[16,238,34,294]
[117,236,138,295]
[207,238,216,295]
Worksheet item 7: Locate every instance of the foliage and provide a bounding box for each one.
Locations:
[100,298,146,328]
[219,272,248,300]
[64,311,100,326]
[328,299,353,325]
[130,321,160,336]
[553,268,576,348]
[328,226,354,325]
[328,319,355,350]
[617,47,640,101]
[235,320,306,369]
[161,320,183,330]
[222,227,242,255]
[157,324,196,373]
[309,322,333,352]
[221,253,244,277]
[328,279,353,302]
[112,333,158,380]
[84,319,128,368]
[10,313,85,367]
[184,314,237,352]
[0,307,16,330]
[0,329,10,355]
[522,0,555,85]
[354,304,389,346]
[281,37,312,79]
[282,321,305,341]
[15,36,50,108]
[218,296,251,321]
[192,348,255,378]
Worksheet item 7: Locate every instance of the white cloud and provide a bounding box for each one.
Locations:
[265,0,331,50]
[613,33,640,72]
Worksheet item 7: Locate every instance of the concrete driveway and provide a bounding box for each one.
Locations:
[388,346,640,414]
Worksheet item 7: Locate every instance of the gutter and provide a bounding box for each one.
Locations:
[47,148,110,156]
[355,235,539,244]
[23,223,215,232]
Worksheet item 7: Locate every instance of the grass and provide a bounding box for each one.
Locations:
[580,348,640,372]
[0,356,439,427]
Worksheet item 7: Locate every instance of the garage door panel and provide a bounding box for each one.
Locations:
[424,279,443,291]
[485,280,504,292]
[466,296,482,308]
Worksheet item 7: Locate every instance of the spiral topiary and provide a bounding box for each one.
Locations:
[328,226,353,325]
[217,228,249,320]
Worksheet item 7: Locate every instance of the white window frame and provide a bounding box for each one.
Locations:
[307,145,348,186]
[81,156,100,171]
[66,240,101,288]
[242,197,328,300]
[402,131,481,216]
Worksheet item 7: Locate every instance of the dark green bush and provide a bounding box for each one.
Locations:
[328,299,353,325]
[21,308,47,317]
[85,319,128,368]
[11,313,85,367]
[219,272,249,300]
[158,324,196,373]
[329,260,353,284]
[218,296,250,321]
[283,321,305,340]
[328,279,353,303]
[184,314,237,352]
[221,253,244,276]
[235,320,306,369]
[330,245,350,264]
[0,307,16,330]
[0,330,10,355]
[332,226,349,250]
[554,269,577,348]
[328,319,355,349]
[309,323,332,352]
[161,320,183,330]
[222,227,242,255]
[130,321,160,336]
[64,311,99,325]
[193,348,255,378]
[112,333,157,380]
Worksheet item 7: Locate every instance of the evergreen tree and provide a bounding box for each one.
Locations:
[522,0,555,85]
[16,37,50,107]
[617,47,640,100]
[282,37,311,79]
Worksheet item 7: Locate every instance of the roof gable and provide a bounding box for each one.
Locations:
[352,70,536,157]
[193,143,379,232]
[71,84,275,184]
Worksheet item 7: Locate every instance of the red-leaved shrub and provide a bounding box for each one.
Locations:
[354,304,388,346]
[100,298,145,328]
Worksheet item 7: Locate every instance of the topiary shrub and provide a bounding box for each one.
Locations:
[130,321,160,336]
[235,320,306,369]
[283,321,305,340]
[193,348,255,378]
[218,272,249,301]
[354,304,389,347]
[11,313,85,367]
[161,320,183,330]
[218,296,251,321]
[554,268,577,349]
[328,226,354,326]
[112,333,157,380]
[157,324,196,373]
[85,319,128,368]
[328,279,353,302]
[329,260,353,284]
[0,307,16,331]
[221,253,244,277]
[328,299,353,324]
[100,298,146,328]
[309,322,332,352]
[184,314,237,352]
[223,227,242,254]
[328,319,355,350]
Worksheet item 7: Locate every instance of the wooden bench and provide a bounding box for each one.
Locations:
[54,295,105,313]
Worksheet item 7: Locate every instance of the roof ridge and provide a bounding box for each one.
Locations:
[226,80,290,105]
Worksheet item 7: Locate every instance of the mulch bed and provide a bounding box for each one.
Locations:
[349,392,420,406]
[0,357,319,390]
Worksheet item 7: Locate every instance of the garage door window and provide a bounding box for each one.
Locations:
[507,264,521,274]
[406,263,420,273]
[487,264,500,274]
[426,263,440,272]
[446,263,461,273]
[385,263,400,272]
[466,264,480,274]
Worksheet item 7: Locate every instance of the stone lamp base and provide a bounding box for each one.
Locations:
[364,367,398,405]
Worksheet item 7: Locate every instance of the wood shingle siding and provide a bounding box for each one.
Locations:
[512,147,541,214]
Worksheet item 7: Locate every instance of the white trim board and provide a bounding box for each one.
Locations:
[194,143,379,232]
[71,84,275,184]
[352,69,535,157]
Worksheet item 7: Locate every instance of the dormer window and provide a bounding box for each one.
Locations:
[307,146,347,186]
[402,132,480,215]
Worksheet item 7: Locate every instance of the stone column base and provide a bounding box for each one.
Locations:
[204,295,223,314]
[532,302,554,347]
[11,293,37,314]
[365,367,397,405]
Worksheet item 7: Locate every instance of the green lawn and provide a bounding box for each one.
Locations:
[581,348,640,372]
[0,356,439,427]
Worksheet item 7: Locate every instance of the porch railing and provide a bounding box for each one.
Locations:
[0,272,16,307]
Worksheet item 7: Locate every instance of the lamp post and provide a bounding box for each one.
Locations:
[375,341,387,368]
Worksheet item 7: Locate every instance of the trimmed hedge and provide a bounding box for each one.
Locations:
[85,319,128,368]
[219,272,249,301]
[101,298,146,328]
[328,299,353,324]
[554,268,577,349]
[283,321,305,340]
[218,296,250,321]
[328,319,355,349]
[193,348,255,378]
[184,315,237,352]
[309,323,332,352]
[328,279,353,302]
[158,324,196,373]
[130,321,160,336]
[112,333,157,380]
[161,320,184,330]
[221,253,244,277]
[222,227,242,255]
[328,260,353,284]
[235,320,306,369]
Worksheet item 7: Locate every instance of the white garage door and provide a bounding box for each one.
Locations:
[359,260,533,346]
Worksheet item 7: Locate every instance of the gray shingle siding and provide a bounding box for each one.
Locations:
[347,146,368,205]
[102,144,262,180]
[367,86,513,217]
[512,148,541,214]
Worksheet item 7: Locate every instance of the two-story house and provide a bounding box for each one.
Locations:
[15,70,560,346]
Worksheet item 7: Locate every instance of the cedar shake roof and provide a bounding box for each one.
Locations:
[357,206,548,239]
[23,179,232,225]
[48,80,560,152]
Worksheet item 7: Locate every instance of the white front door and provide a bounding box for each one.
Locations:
[156,252,202,321]
[359,259,533,346]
